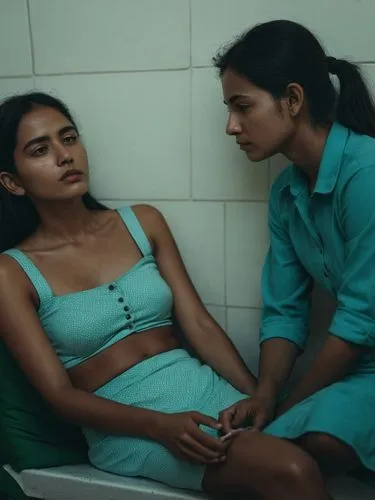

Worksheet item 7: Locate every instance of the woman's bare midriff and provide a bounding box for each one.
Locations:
[68,326,179,392]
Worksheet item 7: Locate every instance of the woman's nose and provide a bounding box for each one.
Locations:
[226,112,242,136]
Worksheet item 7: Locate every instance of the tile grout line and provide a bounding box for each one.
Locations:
[31,67,191,78]
[223,203,228,327]
[0,75,33,80]
[26,0,36,79]
[5,62,375,80]
[188,0,193,200]
[188,0,193,69]
[192,61,375,69]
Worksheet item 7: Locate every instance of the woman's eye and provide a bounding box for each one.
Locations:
[63,135,77,144]
[32,146,48,157]
[237,104,250,112]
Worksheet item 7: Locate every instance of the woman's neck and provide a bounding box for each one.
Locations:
[33,197,99,244]
[281,122,331,189]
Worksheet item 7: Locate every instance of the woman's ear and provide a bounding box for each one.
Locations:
[285,82,304,117]
[0,172,26,196]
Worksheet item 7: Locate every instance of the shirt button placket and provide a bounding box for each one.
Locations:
[109,284,133,329]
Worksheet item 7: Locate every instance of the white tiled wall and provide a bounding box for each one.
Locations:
[0,1,32,76]
[29,0,190,74]
[36,72,191,199]
[1,0,374,376]
[192,68,269,200]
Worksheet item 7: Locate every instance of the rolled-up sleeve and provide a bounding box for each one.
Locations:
[329,166,375,347]
[260,183,313,350]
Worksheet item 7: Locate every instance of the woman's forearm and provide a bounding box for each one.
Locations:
[51,386,164,440]
[256,338,300,399]
[188,319,256,396]
[279,335,366,412]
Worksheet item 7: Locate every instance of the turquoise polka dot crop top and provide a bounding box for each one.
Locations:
[3,206,174,369]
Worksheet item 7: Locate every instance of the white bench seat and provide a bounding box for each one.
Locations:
[4,464,375,500]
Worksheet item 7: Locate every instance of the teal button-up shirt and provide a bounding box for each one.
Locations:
[260,122,375,373]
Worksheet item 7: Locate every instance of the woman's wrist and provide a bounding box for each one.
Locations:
[142,410,167,442]
[255,379,279,401]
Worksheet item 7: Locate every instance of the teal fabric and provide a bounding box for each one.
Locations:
[3,206,248,491]
[84,349,247,490]
[0,338,88,472]
[261,122,375,372]
[264,372,375,473]
[3,206,173,370]
[261,122,375,476]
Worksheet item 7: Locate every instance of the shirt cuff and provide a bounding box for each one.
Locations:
[259,318,308,351]
[329,307,375,347]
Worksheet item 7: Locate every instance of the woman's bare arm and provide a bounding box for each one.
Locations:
[135,204,256,396]
[0,255,164,439]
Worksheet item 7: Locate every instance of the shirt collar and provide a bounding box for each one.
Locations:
[281,122,349,197]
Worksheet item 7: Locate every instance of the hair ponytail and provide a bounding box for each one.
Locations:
[327,57,375,138]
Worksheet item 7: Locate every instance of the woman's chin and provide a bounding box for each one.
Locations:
[244,149,267,163]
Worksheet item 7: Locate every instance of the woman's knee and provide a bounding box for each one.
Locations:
[249,437,324,492]
[204,431,324,495]
[283,449,322,485]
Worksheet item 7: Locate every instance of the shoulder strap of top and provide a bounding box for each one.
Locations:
[3,249,53,303]
[116,206,152,256]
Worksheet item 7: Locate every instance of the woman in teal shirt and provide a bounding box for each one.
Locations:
[216,20,375,480]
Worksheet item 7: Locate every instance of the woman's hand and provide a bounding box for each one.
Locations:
[219,395,277,434]
[153,411,229,464]
[274,400,292,419]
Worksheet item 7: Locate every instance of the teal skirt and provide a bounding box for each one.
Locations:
[82,349,247,491]
[264,372,375,473]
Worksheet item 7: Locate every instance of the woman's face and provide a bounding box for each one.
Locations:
[221,68,295,162]
[2,105,89,201]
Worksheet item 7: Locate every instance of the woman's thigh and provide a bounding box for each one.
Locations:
[295,432,362,475]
